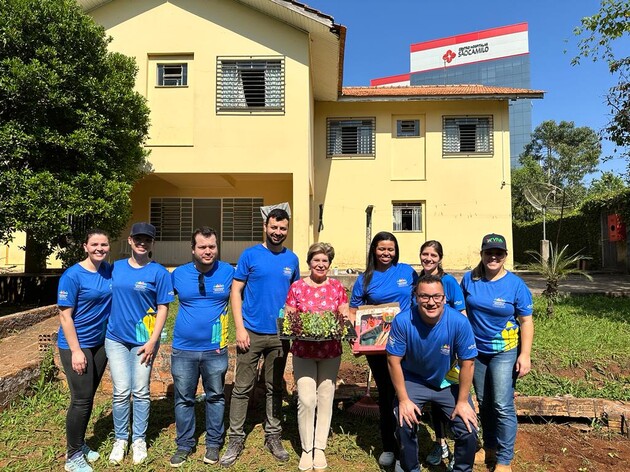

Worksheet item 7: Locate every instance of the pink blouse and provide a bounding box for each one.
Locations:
[285,278,348,359]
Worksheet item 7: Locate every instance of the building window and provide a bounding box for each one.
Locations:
[396,119,419,137]
[157,63,188,86]
[327,118,376,157]
[393,202,422,232]
[443,116,493,154]
[150,197,263,242]
[216,57,284,112]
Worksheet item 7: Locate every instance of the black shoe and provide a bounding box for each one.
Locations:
[204,446,220,464]
[219,439,244,467]
[264,435,289,462]
[170,449,190,468]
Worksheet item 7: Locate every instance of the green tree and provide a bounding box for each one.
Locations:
[587,170,627,198]
[573,0,630,168]
[511,155,547,222]
[0,0,150,271]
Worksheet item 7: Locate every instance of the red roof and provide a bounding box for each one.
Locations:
[340,84,544,100]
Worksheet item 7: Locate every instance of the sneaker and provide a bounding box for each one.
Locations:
[394,460,406,472]
[299,450,313,471]
[170,449,190,468]
[378,451,395,467]
[132,438,147,465]
[65,453,93,472]
[426,442,449,465]
[264,435,289,462]
[108,439,128,465]
[81,444,100,463]
[204,446,220,464]
[219,438,244,467]
[313,448,327,469]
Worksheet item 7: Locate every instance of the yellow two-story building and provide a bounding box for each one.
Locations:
[2,0,543,271]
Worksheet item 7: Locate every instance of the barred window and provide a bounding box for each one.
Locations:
[327,118,376,157]
[150,198,193,241]
[443,116,493,154]
[217,57,284,112]
[222,198,264,242]
[393,202,422,232]
[157,63,188,86]
[396,119,420,137]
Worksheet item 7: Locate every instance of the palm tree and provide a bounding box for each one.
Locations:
[525,244,593,316]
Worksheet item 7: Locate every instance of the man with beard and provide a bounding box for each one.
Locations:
[220,208,300,467]
[169,227,234,468]
[387,275,478,472]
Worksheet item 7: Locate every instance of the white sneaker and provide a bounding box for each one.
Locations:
[378,451,396,467]
[109,439,128,465]
[132,438,147,465]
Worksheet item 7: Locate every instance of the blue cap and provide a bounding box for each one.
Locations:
[130,222,156,239]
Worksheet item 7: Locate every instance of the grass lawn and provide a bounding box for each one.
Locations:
[0,295,628,471]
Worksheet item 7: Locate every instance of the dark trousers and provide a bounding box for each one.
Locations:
[227,330,289,439]
[394,381,477,472]
[59,345,108,459]
[366,354,398,456]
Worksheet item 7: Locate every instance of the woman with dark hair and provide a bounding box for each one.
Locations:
[57,229,112,472]
[460,233,534,472]
[419,240,466,470]
[105,222,174,466]
[285,242,349,471]
[349,232,418,468]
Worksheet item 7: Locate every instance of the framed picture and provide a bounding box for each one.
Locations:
[352,303,400,354]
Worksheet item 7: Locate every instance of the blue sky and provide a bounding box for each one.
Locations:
[305,0,627,179]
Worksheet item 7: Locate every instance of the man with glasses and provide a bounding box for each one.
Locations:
[169,227,234,468]
[387,275,478,472]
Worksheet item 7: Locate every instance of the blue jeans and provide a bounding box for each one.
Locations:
[105,338,155,441]
[171,347,228,451]
[473,348,518,465]
[394,381,477,472]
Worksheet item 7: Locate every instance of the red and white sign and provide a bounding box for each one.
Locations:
[410,23,529,73]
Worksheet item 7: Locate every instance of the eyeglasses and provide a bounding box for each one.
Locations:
[198,272,206,296]
[416,293,445,303]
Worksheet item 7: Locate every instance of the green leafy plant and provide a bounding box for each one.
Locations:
[525,244,593,316]
[282,310,348,339]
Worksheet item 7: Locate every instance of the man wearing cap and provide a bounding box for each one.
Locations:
[169,227,235,467]
[220,208,300,467]
[387,274,478,472]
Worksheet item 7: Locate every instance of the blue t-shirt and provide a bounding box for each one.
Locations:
[350,263,418,311]
[235,244,300,334]
[57,262,113,349]
[386,304,477,389]
[460,270,533,355]
[106,259,175,346]
[172,261,234,351]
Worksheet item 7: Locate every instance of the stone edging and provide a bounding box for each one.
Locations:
[0,305,58,340]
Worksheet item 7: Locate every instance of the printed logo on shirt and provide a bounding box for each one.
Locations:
[492,297,507,309]
[213,284,225,294]
[168,290,175,296]
[58,290,69,301]
[283,266,294,278]
[388,336,395,347]
[468,343,477,351]
[134,281,148,292]
[440,343,451,356]
[396,278,408,287]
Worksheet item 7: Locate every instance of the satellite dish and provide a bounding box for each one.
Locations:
[523,182,575,242]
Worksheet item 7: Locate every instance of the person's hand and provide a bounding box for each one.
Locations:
[398,399,422,428]
[138,340,157,365]
[71,350,87,375]
[236,327,250,352]
[451,401,478,433]
[516,353,531,378]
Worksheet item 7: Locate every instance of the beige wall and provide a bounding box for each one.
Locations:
[314,100,514,270]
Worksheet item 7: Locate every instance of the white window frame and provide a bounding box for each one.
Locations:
[327,118,376,158]
[443,116,493,155]
[392,202,423,232]
[216,56,284,113]
[157,63,188,87]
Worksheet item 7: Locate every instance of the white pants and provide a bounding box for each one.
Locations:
[293,355,341,452]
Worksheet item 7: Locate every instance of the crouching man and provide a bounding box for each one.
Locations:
[387,275,478,472]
